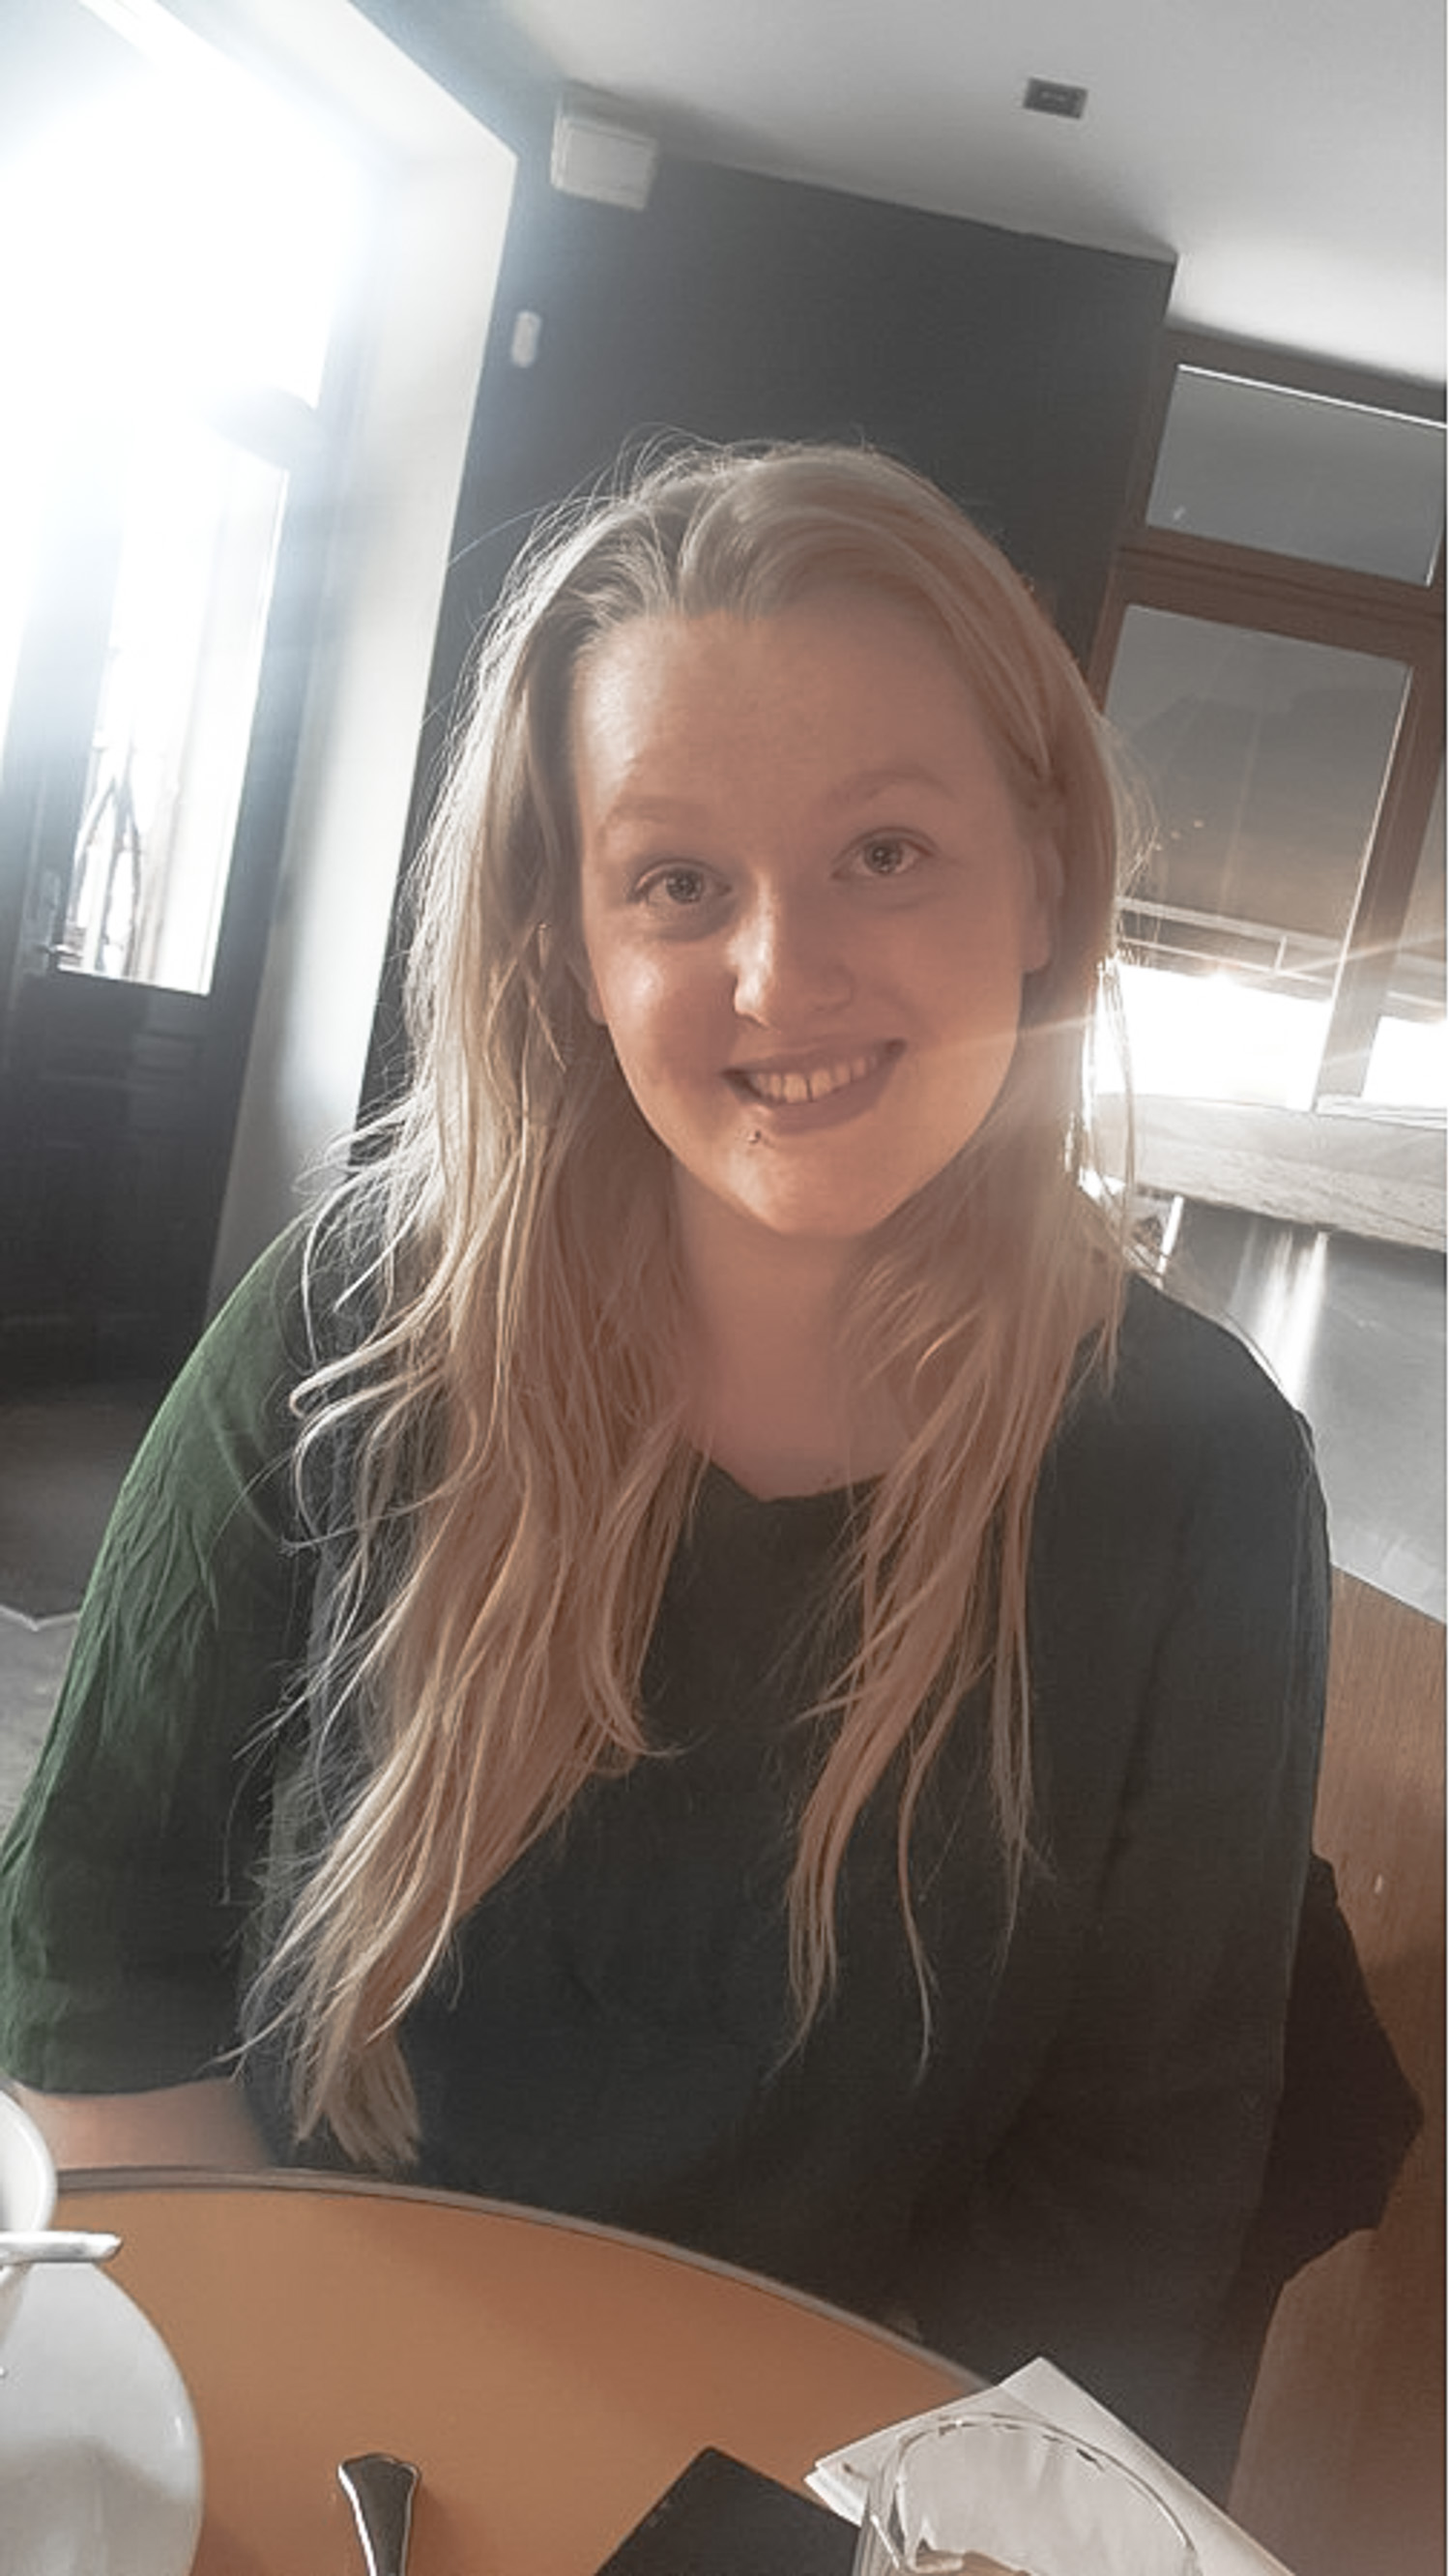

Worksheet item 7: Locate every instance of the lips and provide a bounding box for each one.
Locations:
[726,1042,898,1108]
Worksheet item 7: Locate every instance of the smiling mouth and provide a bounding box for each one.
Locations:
[727,1043,897,1107]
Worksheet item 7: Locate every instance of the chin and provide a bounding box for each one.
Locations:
[742,1189,915,1244]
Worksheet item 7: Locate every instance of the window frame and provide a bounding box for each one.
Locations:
[1089,330,1445,1105]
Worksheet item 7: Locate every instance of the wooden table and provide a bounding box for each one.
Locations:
[59,2172,969,2574]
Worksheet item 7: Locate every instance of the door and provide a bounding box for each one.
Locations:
[0,0,359,1385]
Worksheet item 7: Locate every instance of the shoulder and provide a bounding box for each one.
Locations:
[1067,1273,1318,1496]
[190,1186,392,1394]
[119,1197,390,1551]
[1035,1273,1328,1617]
[1115,1270,1293,1408]
[1028,1279,1329,1830]
[147,1223,312,1466]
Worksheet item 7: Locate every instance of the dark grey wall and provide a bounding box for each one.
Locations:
[445,152,1171,662]
[363,142,1172,1106]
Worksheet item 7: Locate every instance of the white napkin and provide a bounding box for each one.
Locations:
[808,2356,1297,2575]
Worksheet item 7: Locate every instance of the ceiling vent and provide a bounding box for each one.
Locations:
[551,90,659,210]
[1023,78,1088,120]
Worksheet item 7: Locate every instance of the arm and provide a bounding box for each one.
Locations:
[907,1326,1330,2462]
[0,1231,313,2131]
[14,2076,270,2175]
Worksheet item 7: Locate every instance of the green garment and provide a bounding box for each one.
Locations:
[0,1229,1329,2462]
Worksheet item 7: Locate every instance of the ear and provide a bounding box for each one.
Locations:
[1021,833,1062,974]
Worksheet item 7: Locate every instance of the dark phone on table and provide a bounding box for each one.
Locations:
[592,2445,857,2574]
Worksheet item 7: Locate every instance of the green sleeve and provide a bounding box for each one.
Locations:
[0,1228,315,2091]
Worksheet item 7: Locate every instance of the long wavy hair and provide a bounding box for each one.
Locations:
[248,442,1132,2166]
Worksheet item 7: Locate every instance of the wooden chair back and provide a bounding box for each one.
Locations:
[1231,1570,1445,2576]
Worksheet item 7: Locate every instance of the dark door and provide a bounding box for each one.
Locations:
[0,404,332,1384]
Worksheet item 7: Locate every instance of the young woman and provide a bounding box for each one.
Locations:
[0,444,1328,2463]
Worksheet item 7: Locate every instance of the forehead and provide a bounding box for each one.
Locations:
[567,595,1006,807]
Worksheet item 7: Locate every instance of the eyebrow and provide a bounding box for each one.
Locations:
[594,765,957,839]
[821,762,957,807]
[594,795,700,837]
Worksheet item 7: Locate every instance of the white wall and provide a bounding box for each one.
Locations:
[195,0,515,1303]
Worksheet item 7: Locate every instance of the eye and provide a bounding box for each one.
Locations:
[633,862,719,913]
[851,834,923,882]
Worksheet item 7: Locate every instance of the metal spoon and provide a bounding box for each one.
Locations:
[0,2229,121,2267]
[338,2453,419,2576]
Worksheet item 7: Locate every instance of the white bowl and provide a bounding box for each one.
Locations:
[0,2263,204,2574]
[0,2090,202,2572]
[0,2088,57,2345]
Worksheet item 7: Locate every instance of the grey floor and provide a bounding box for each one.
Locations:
[0,1381,155,1834]
[1162,1205,1446,1624]
[0,1609,75,1831]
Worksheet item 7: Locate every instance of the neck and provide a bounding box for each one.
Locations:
[675,1185,900,1498]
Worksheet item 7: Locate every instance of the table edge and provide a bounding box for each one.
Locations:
[58,2165,978,2391]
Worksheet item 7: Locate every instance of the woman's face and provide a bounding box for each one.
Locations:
[571,594,1057,1261]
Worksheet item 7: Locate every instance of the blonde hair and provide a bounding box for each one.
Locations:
[249,442,1131,2165]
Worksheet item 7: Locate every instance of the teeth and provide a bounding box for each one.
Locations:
[742,1049,883,1105]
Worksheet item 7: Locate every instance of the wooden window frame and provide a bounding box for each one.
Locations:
[1089,330,1446,1104]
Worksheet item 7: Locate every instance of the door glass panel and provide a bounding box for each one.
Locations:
[0,490,36,771]
[1106,606,1410,1107]
[0,3,359,991]
[60,421,287,991]
[1148,368,1445,584]
[1362,769,1446,1112]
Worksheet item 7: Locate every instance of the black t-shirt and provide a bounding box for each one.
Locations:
[0,1230,1329,2454]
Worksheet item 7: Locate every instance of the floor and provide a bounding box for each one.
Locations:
[0,1384,159,1619]
[0,1607,74,1829]
[0,1384,156,1832]
[1162,1204,1446,1622]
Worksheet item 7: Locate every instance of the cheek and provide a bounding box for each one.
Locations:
[587,951,713,1076]
[913,903,1036,1037]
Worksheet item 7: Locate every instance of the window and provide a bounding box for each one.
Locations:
[1146,367,1443,585]
[1362,774,1445,1109]
[58,423,288,989]
[1093,335,1445,1117]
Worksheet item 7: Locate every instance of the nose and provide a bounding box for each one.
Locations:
[729,885,855,1025]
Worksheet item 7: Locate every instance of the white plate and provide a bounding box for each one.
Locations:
[0,2260,202,2576]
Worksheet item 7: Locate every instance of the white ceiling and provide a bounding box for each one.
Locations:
[497,0,1445,387]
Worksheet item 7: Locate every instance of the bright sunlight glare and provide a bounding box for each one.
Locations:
[1362,1014,1448,1112]
[0,38,360,431]
[0,17,360,790]
[1100,962,1333,1109]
